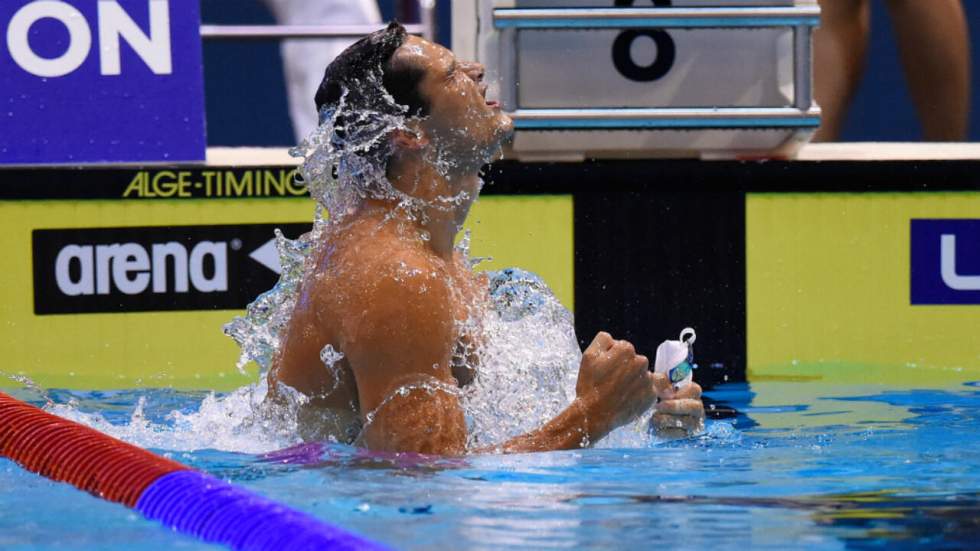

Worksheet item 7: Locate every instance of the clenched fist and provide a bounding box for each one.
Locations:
[575,332,658,440]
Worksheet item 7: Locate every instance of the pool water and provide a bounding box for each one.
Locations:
[2,380,980,550]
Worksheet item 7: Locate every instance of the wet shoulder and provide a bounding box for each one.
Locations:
[323,231,456,356]
[315,223,451,309]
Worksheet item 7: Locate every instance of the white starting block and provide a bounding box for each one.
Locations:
[452,0,821,160]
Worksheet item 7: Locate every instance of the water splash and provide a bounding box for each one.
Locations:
[454,229,491,269]
[224,228,316,375]
[44,380,303,454]
[1,370,52,408]
[363,379,462,427]
[319,344,346,396]
[290,83,407,225]
[458,269,578,449]
[223,72,415,380]
[34,67,669,454]
[35,267,665,454]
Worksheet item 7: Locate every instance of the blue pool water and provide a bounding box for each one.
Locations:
[2,380,980,550]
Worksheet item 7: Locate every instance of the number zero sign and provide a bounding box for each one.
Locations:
[612,0,676,82]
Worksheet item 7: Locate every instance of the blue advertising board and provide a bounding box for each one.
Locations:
[1,0,205,165]
[911,219,980,305]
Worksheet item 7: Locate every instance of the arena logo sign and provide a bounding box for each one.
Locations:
[911,219,980,305]
[33,223,310,314]
[0,0,204,165]
[54,241,229,296]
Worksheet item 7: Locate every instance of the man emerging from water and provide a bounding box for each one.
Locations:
[269,22,704,455]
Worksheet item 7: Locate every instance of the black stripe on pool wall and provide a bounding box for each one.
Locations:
[573,189,747,389]
[3,158,980,200]
[0,167,307,200]
[483,159,980,194]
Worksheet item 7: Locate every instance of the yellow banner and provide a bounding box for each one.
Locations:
[0,195,573,390]
[747,193,980,386]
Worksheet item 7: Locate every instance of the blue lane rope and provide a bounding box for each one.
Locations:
[137,470,390,551]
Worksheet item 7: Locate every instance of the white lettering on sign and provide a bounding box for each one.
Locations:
[6,0,172,78]
[189,241,228,292]
[54,244,94,295]
[98,0,172,75]
[55,240,227,296]
[940,234,980,291]
[151,242,189,293]
[7,1,92,78]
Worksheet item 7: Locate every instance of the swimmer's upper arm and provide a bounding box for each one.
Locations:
[339,257,467,455]
[267,303,327,399]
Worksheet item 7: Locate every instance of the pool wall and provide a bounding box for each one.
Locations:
[1,146,979,389]
[748,192,980,384]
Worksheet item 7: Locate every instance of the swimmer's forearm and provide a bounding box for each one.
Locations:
[484,397,610,454]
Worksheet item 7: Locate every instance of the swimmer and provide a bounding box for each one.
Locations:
[267,22,704,455]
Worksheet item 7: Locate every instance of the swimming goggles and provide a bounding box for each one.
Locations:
[668,359,695,384]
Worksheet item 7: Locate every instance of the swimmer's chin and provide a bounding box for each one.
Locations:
[474,122,513,164]
[494,116,515,150]
[499,113,515,137]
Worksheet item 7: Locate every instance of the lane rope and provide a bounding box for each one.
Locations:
[0,391,389,551]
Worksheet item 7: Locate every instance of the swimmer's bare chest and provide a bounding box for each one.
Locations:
[268,222,485,441]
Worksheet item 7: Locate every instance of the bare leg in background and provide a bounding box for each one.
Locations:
[884,0,971,141]
[813,0,870,142]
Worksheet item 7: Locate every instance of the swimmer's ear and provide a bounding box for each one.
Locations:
[390,128,429,151]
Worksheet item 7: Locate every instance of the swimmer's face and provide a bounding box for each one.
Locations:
[394,36,513,161]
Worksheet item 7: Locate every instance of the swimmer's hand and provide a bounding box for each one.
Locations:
[649,374,705,438]
[488,331,656,453]
[573,332,658,441]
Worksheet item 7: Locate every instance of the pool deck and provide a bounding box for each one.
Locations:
[201,143,980,166]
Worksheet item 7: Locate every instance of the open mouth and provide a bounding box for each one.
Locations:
[485,100,500,108]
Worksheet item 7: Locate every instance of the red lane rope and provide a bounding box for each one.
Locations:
[0,392,189,507]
